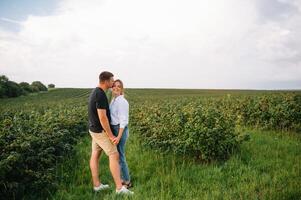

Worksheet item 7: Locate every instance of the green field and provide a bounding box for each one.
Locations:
[1,88,300,200]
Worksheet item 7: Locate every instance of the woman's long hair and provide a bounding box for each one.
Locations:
[113,79,124,95]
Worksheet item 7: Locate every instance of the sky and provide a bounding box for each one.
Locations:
[0,0,300,89]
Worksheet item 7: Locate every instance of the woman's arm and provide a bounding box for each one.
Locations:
[116,98,129,142]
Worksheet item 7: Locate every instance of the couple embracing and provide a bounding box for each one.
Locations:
[88,71,133,195]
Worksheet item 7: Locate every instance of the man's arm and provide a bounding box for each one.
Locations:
[97,109,115,141]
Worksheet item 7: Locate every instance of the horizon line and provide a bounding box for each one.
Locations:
[53,87,301,91]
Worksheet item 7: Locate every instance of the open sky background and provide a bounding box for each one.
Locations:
[0,0,300,89]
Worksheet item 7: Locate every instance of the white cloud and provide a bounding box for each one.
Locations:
[0,0,300,89]
[0,17,22,25]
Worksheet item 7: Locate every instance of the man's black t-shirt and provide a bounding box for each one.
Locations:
[88,87,111,133]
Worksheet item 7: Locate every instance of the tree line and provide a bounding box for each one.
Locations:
[0,75,55,98]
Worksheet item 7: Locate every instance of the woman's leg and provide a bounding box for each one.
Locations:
[117,127,131,182]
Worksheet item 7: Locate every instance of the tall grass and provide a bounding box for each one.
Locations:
[51,129,301,200]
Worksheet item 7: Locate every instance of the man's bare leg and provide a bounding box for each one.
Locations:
[109,152,123,189]
[90,149,102,187]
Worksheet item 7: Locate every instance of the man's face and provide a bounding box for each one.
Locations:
[107,77,114,88]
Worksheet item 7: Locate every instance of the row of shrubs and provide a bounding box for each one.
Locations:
[0,105,87,199]
[219,93,301,132]
[131,98,248,162]
[130,93,300,162]
[0,75,55,98]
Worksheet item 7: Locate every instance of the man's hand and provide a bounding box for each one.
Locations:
[97,109,117,144]
[112,136,121,145]
[108,135,117,144]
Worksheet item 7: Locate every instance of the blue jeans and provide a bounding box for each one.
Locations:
[111,124,131,182]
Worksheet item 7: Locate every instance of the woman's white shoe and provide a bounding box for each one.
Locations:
[116,186,134,195]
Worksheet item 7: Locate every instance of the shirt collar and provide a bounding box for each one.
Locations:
[113,95,123,101]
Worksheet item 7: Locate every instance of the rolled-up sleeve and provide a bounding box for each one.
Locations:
[118,98,129,128]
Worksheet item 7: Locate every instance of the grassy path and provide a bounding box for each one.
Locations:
[51,129,301,200]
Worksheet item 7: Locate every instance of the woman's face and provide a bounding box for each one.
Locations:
[112,81,122,96]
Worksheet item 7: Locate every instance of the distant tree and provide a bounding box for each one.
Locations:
[0,85,5,98]
[48,84,55,88]
[19,82,33,93]
[0,75,50,98]
[31,81,48,91]
[0,75,9,97]
[30,85,40,93]
[0,75,9,83]
[6,81,23,97]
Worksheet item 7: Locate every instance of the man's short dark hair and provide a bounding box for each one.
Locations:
[99,71,114,83]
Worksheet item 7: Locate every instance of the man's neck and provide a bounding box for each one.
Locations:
[98,83,107,91]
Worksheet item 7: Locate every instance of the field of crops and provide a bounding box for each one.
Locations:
[0,88,300,199]
[0,89,90,199]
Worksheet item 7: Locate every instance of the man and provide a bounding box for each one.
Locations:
[88,71,133,195]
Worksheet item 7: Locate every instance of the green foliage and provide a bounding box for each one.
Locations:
[6,81,23,97]
[0,76,24,97]
[0,89,89,199]
[130,92,300,162]
[0,75,49,98]
[0,75,9,82]
[30,85,40,93]
[225,93,301,132]
[131,98,245,161]
[31,81,48,91]
[48,84,55,88]
[0,88,300,199]
[0,75,9,97]
[53,130,301,200]
[19,82,33,93]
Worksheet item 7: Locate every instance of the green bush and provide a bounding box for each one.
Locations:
[6,81,23,97]
[19,82,33,93]
[131,99,244,161]
[0,75,9,98]
[227,93,301,132]
[31,81,48,92]
[48,84,55,88]
[30,85,40,93]
[131,93,300,163]
[0,106,87,199]
[0,75,49,98]
[0,76,23,97]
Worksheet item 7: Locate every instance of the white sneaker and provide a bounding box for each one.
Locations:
[93,183,110,191]
[116,186,134,195]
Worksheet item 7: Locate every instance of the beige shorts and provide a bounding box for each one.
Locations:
[89,130,118,156]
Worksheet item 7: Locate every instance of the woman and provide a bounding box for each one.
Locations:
[110,79,132,188]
